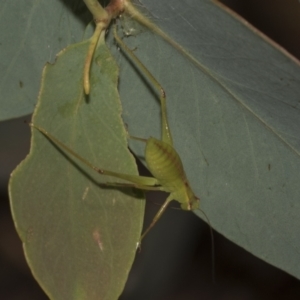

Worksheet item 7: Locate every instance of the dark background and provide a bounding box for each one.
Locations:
[1,0,300,299]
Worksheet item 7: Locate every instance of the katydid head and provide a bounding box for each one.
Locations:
[179,184,200,211]
[169,178,200,211]
[180,195,200,211]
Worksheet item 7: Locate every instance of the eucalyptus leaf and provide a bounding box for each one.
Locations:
[0,0,90,121]
[109,0,300,280]
[9,34,144,299]
[6,0,300,292]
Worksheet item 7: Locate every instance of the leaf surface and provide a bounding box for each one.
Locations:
[0,0,90,120]
[9,35,144,300]
[6,0,300,286]
[110,0,300,279]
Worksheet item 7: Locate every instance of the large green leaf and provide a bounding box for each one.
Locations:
[9,34,144,299]
[0,0,90,121]
[108,0,300,279]
[6,0,300,291]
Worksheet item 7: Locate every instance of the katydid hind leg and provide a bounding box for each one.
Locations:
[31,124,158,187]
[113,26,173,145]
[102,181,164,191]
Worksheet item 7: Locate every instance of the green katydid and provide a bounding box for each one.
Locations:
[31,26,203,246]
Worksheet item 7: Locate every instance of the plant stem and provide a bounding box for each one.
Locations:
[83,0,108,21]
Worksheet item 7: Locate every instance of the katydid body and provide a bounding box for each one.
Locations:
[145,137,199,211]
[32,27,200,244]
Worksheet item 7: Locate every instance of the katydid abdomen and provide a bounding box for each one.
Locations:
[145,137,199,211]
